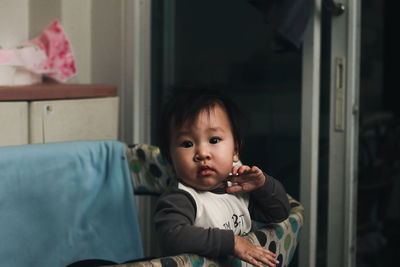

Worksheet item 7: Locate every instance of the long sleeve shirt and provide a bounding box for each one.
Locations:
[154,173,290,258]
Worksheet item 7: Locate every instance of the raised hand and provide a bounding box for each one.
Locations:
[226,165,266,193]
[234,235,279,267]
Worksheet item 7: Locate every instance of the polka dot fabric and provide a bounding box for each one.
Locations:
[126,144,174,194]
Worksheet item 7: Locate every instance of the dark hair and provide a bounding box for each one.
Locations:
[157,85,244,163]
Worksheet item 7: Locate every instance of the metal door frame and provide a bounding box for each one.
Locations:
[299,1,322,266]
[123,0,152,145]
[300,0,361,266]
[326,1,360,266]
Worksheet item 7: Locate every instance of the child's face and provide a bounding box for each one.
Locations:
[169,104,239,191]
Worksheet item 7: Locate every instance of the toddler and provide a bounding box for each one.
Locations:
[154,87,290,267]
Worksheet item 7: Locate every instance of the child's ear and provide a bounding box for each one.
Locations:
[233,144,239,163]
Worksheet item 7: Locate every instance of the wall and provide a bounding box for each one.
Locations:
[0,0,29,48]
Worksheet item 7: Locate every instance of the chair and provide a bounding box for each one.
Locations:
[121,144,304,267]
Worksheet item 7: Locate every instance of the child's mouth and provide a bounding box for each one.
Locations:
[199,166,214,176]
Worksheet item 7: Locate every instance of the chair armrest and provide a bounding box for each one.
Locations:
[110,195,304,267]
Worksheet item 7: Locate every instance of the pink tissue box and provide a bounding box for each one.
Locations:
[0,20,76,86]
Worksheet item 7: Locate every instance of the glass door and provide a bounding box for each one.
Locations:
[356,0,399,266]
[151,0,303,264]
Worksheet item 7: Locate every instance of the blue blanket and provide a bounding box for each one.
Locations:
[0,141,143,267]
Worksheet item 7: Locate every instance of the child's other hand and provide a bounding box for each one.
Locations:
[226,165,265,193]
[234,235,278,267]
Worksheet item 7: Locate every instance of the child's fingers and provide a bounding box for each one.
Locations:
[234,236,278,267]
[259,255,278,267]
[250,165,262,174]
[231,165,250,176]
[246,247,279,267]
[227,165,265,192]
[230,165,239,177]
[245,257,264,267]
[255,248,279,267]
[230,166,257,179]
[229,169,261,184]
[234,165,262,176]
[265,249,277,257]
[225,184,245,193]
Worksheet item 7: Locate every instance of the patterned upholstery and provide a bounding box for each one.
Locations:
[126,144,174,194]
[121,144,304,267]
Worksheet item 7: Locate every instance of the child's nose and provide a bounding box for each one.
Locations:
[194,144,211,161]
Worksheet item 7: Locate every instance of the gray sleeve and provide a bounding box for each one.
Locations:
[248,173,290,223]
[154,188,234,258]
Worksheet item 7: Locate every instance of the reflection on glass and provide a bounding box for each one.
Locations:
[356,1,399,266]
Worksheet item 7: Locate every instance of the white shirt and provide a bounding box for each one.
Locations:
[178,182,252,236]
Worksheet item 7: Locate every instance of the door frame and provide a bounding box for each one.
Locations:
[122,0,152,145]
[299,0,361,266]
[326,0,360,266]
[299,1,322,266]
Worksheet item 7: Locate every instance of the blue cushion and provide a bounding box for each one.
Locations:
[0,140,143,267]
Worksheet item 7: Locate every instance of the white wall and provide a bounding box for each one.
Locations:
[0,0,30,48]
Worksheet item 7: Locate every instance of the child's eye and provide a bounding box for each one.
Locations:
[209,137,221,144]
[181,141,193,148]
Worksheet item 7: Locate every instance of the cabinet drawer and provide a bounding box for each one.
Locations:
[29,97,119,144]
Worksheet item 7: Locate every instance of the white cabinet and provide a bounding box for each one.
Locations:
[0,84,119,147]
[0,102,28,146]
